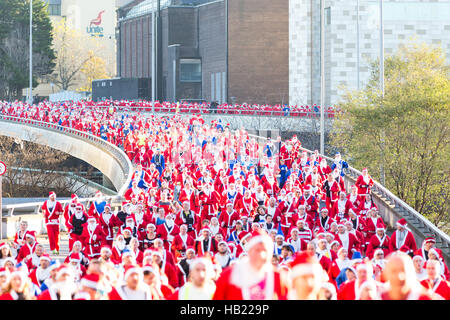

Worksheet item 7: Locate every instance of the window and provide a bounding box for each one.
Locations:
[325,7,331,25]
[180,59,201,82]
[48,4,61,16]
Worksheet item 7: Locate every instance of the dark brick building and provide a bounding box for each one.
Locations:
[116,0,288,105]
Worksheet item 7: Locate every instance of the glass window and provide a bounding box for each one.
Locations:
[180,59,201,82]
[48,4,61,16]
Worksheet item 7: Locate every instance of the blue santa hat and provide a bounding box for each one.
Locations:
[276,224,285,238]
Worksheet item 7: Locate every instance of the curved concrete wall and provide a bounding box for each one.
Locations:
[0,119,132,196]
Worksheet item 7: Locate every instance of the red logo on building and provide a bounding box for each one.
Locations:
[90,10,105,27]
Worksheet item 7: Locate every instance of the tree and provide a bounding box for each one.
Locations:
[0,0,55,100]
[78,51,109,92]
[330,42,450,230]
[50,20,109,91]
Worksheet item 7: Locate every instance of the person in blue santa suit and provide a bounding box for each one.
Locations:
[331,152,348,177]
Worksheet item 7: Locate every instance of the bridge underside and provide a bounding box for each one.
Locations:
[0,121,128,195]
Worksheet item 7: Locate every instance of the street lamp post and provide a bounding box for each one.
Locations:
[356,0,360,90]
[320,0,325,155]
[28,0,33,105]
[379,0,386,185]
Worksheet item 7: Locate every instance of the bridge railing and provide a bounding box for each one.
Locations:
[0,115,133,196]
[95,106,337,118]
[248,134,450,264]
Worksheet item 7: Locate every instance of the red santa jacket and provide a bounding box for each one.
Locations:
[297,195,319,217]
[99,213,122,242]
[80,225,107,258]
[171,234,195,258]
[330,199,354,220]
[16,241,38,263]
[355,175,374,196]
[389,229,417,253]
[291,212,314,231]
[156,223,180,251]
[420,278,450,300]
[236,196,259,217]
[41,200,63,226]
[213,262,287,300]
[335,232,360,259]
[366,233,391,259]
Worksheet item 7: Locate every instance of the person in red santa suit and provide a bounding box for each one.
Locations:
[420,259,450,300]
[178,181,196,210]
[318,158,332,181]
[0,267,34,300]
[236,190,259,218]
[63,194,85,233]
[414,237,440,262]
[330,191,355,222]
[98,204,122,247]
[209,217,226,240]
[175,201,197,240]
[286,250,328,300]
[355,168,374,196]
[389,218,417,255]
[260,171,280,198]
[12,221,28,258]
[171,224,195,261]
[322,173,341,210]
[265,196,282,225]
[111,234,127,265]
[149,249,179,289]
[334,223,360,259]
[108,265,152,300]
[198,184,220,230]
[338,261,376,300]
[169,257,216,300]
[328,247,353,289]
[316,208,335,232]
[357,194,378,216]
[291,205,314,231]
[128,237,144,265]
[195,227,218,256]
[132,203,152,243]
[347,185,362,208]
[87,191,107,221]
[365,223,391,259]
[218,202,240,239]
[286,228,307,253]
[28,253,52,288]
[41,191,64,255]
[363,208,384,249]
[175,246,197,288]
[124,180,145,201]
[297,186,319,219]
[80,215,107,260]
[344,220,364,254]
[380,252,432,300]
[424,248,450,281]
[156,213,180,251]
[213,229,288,300]
[16,231,38,263]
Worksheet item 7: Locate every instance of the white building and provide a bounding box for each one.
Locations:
[290,0,450,106]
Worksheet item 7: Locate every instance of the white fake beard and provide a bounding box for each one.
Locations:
[117,242,126,251]
[88,224,96,232]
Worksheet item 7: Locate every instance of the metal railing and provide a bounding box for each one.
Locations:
[95,105,337,118]
[247,134,450,263]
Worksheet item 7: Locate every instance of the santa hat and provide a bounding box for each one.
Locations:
[200,226,211,234]
[373,248,384,257]
[39,253,51,262]
[142,264,155,275]
[25,230,36,241]
[423,237,436,245]
[396,218,408,228]
[218,240,228,247]
[49,191,56,198]
[55,264,72,280]
[0,267,9,278]
[0,242,9,250]
[428,248,442,260]
[87,215,97,222]
[80,273,100,290]
[337,246,347,256]
[238,231,251,242]
[226,201,234,207]
[289,251,323,280]
[104,204,111,211]
[376,222,385,231]
[245,229,274,253]
[330,240,340,248]
[100,245,112,254]
[71,194,78,201]
[186,246,196,255]
[124,265,142,280]
[122,250,136,260]
[317,235,327,243]
[122,228,133,237]
[69,253,81,263]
